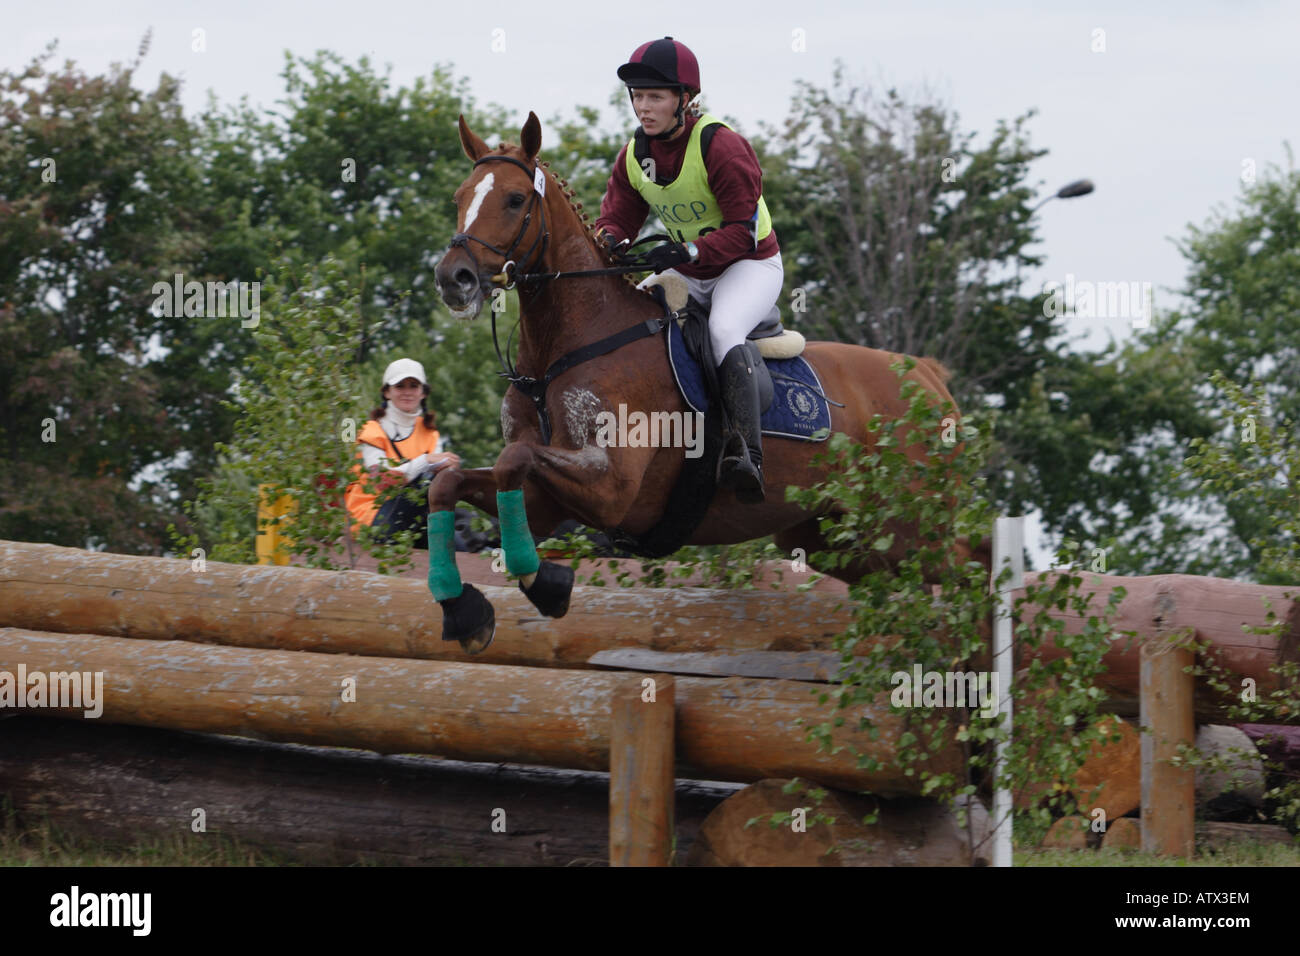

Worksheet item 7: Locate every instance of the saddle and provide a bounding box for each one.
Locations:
[642,272,806,355]
[608,274,828,559]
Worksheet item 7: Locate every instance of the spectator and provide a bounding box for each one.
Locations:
[344,358,459,547]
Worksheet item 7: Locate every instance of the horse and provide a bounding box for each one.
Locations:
[429,111,981,653]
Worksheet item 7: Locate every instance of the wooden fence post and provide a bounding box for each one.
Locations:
[1140,636,1195,857]
[610,674,675,866]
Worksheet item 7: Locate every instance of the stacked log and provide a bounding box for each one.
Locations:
[0,627,956,794]
[1,542,1293,716]
[0,716,737,866]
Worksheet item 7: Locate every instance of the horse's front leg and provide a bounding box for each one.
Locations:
[424,446,611,654]
[422,466,502,653]
[489,436,647,610]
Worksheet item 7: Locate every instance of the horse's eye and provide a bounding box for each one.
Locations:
[508,193,526,209]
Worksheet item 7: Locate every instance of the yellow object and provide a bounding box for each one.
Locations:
[256,485,297,566]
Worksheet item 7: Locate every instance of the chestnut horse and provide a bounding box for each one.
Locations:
[430,111,973,653]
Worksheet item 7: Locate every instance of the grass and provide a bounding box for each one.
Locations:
[1016,841,1300,867]
[0,805,297,867]
[6,799,1296,868]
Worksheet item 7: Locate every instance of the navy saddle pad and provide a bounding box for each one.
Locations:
[665,321,831,440]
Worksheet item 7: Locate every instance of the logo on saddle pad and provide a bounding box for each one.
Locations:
[595,403,704,459]
[785,385,820,423]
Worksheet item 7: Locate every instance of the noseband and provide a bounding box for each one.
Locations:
[446,154,550,290]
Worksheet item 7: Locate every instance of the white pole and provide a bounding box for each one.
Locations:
[991,516,1024,868]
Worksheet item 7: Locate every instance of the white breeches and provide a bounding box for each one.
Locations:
[639,252,784,365]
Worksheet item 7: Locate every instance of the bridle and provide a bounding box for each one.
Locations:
[446,154,550,291]
[441,154,688,446]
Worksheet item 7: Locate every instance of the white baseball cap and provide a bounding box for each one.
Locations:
[382,358,427,387]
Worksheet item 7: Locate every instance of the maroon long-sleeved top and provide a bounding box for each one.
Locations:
[594,113,779,280]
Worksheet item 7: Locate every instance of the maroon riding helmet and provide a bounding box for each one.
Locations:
[617,36,700,140]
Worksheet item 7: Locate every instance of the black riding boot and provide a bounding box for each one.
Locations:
[716,344,765,504]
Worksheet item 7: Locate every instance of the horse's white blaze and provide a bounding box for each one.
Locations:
[462,172,494,232]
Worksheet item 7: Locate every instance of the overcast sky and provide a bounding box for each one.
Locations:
[8,0,1294,349]
[8,0,1296,559]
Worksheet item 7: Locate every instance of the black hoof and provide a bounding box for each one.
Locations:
[520,560,574,618]
[439,583,496,654]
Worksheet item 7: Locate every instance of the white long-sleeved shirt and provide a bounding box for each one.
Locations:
[359,407,445,476]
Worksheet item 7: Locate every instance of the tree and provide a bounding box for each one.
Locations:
[761,65,1052,408]
[0,37,211,550]
[1044,152,1300,579]
[175,257,405,570]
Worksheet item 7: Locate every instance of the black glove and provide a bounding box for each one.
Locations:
[595,228,632,263]
[643,240,692,274]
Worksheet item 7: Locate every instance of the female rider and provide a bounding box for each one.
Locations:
[594,36,782,505]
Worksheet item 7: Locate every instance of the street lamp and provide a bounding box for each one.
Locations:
[1017,179,1095,296]
[1030,178,1095,213]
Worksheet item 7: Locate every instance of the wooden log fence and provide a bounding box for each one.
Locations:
[2,538,1295,863]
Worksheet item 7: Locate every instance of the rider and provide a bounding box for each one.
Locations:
[594,36,781,505]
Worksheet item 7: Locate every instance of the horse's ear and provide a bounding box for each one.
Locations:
[520,112,542,162]
[458,114,491,162]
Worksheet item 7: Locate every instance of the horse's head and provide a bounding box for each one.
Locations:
[436,112,550,319]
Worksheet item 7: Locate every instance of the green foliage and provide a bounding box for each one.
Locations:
[171,258,415,571]
[1177,370,1300,830]
[1183,371,1298,584]
[0,37,212,550]
[531,527,823,592]
[196,52,501,360]
[775,360,1123,854]
[760,64,1051,407]
[1031,152,1300,577]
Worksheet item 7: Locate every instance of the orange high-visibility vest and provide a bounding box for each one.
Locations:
[343,417,441,527]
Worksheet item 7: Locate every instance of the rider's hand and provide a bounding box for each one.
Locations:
[643,240,692,274]
[595,227,630,262]
[595,230,621,256]
[429,452,461,471]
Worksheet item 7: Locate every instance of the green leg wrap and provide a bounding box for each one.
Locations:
[426,510,464,601]
[497,489,540,577]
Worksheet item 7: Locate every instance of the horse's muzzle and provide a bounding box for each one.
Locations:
[435,249,489,318]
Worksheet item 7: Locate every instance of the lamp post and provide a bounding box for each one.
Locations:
[1030,178,1095,213]
[1019,178,1095,293]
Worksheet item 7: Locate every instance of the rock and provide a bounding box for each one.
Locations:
[1236,724,1300,777]
[686,779,991,866]
[1043,815,1093,849]
[1195,725,1266,817]
[1102,816,1141,849]
[1071,716,1141,820]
